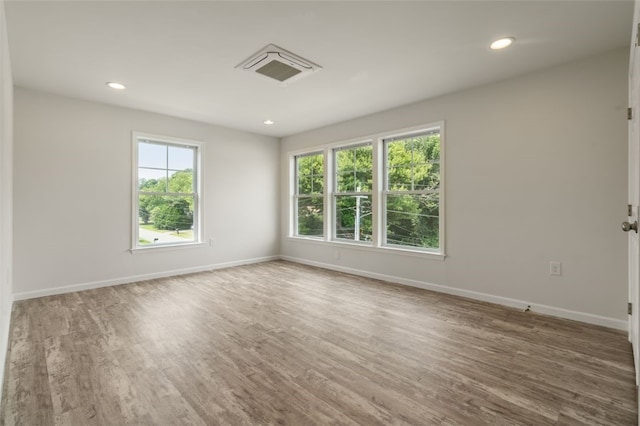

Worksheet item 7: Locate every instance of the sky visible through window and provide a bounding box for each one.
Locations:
[138,141,194,184]
[136,137,199,248]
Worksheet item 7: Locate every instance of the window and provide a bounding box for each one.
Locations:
[294,152,324,237]
[334,143,372,242]
[289,123,443,256]
[384,130,441,249]
[133,133,202,249]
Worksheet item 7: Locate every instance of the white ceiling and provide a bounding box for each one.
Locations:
[4,1,634,137]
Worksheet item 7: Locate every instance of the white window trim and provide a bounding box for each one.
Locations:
[287,122,445,260]
[284,235,445,260]
[131,131,204,252]
[332,141,374,243]
[382,126,444,252]
[292,150,325,239]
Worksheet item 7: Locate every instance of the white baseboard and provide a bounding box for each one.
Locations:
[11,254,627,331]
[281,255,628,331]
[12,255,279,301]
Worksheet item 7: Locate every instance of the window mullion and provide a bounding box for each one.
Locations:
[333,143,373,243]
[165,145,169,192]
[410,140,415,191]
[293,151,326,238]
[325,146,333,241]
[334,191,372,196]
[372,138,383,247]
[290,122,442,254]
[134,133,201,249]
[140,191,195,197]
[382,127,442,251]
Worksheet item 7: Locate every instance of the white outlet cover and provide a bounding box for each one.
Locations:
[550,261,562,276]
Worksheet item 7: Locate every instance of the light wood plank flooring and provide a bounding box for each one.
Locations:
[0,260,636,425]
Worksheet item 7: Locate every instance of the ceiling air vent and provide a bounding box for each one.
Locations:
[236,44,321,85]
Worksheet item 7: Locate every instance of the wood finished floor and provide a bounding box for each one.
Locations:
[0,260,636,425]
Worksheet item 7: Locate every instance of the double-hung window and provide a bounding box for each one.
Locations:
[289,122,443,256]
[133,133,202,249]
[294,152,324,237]
[334,143,373,242]
[384,129,441,249]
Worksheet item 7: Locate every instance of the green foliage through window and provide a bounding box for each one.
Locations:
[295,152,324,237]
[290,125,442,253]
[385,132,440,249]
[136,137,199,247]
[334,144,372,241]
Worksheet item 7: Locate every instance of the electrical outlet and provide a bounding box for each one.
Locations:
[334,250,341,260]
[550,261,562,276]
[209,238,216,247]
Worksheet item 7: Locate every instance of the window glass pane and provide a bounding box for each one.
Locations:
[311,173,323,194]
[336,172,355,193]
[138,142,167,169]
[355,171,372,192]
[298,175,323,195]
[387,140,412,167]
[335,144,372,192]
[136,135,201,249]
[386,193,439,249]
[355,146,372,167]
[298,153,324,177]
[295,152,324,237]
[335,150,354,173]
[418,133,441,162]
[138,194,195,246]
[296,153,323,195]
[168,170,194,193]
[138,168,167,191]
[168,145,194,171]
[298,176,312,195]
[337,171,372,192]
[297,196,324,237]
[335,194,372,242]
[290,127,443,252]
[414,162,440,191]
[387,165,412,190]
[386,133,440,191]
[297,155,315,176]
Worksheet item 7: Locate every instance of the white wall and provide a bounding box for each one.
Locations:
[13,88,280,298]
[281,48,629,329]
[11,48,629,329]
[0,0,12,402]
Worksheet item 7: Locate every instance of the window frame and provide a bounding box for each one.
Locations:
[131,132,204,252]
[288,122,445,259]
[292,151,325,239]
[332,142,374,244]
[382,127,443,251]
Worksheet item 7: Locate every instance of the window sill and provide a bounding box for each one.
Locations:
[130,242,205,254]
[285,236,446,261]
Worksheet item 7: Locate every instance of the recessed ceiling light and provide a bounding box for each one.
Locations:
[106,81,126,90]
[490,37,515,50]
[263,120,275,125]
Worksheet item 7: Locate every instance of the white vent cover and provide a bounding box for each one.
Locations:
[236,44,321,84]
